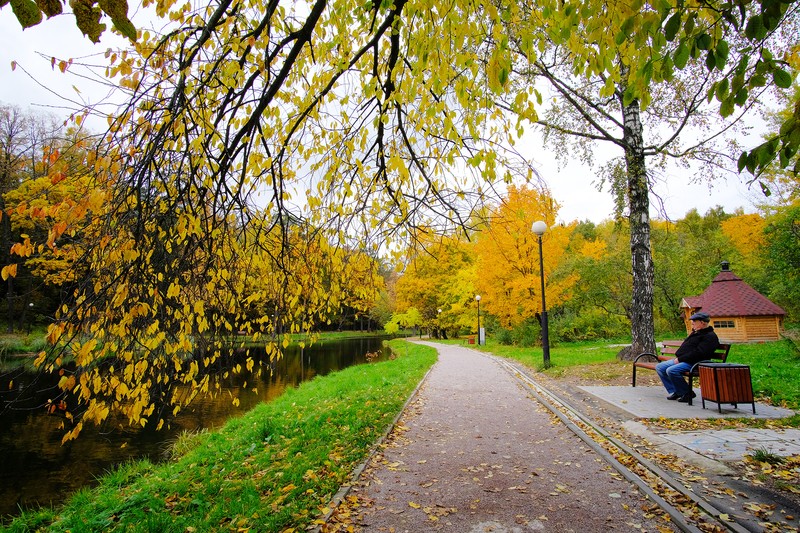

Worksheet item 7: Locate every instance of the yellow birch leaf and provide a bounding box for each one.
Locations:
[1,264,18,280]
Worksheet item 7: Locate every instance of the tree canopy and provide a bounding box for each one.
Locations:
[2,0,798,437]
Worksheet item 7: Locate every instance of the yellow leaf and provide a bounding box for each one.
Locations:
[167,283,180,298]
[408,501,421,509]
[1,264,18,280]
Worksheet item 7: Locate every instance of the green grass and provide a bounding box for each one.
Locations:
[723,341,800,410]
[0,334,47,354]
[239,330,400,345]
[436,336,628,372]
[290,330,407,341]
[749,446,786,465]
[0,328,50,372]
[2,339,437,533]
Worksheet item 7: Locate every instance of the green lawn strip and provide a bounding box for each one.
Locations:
[0,328,50,372]
[0,330,398,372]
[233,330,401,348]
[0,328,49,354]
[437,337,629,372]
[4,339,436,533]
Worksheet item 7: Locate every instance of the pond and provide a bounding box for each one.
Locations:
[0,335,393,519]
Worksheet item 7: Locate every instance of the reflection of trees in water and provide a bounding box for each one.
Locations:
[0,336,391,517]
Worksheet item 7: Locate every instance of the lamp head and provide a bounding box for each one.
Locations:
[475,294,481,302]
[531,220,547,236]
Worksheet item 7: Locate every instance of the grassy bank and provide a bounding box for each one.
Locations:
[0,328,49,372]
[0,330,403,372]
[4,340,437,532]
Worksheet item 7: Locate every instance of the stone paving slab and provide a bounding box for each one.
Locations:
[580,385,795,420]
[658,428,800,461]
[580,385,799,462]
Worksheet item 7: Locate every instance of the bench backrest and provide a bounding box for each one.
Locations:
[661,340,731,362]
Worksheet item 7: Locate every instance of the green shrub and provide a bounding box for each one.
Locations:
[512,323,540,347]
[552,309,628,341]
[495,328,514,345]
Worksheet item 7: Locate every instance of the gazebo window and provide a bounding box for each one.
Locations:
[713,320,735,329]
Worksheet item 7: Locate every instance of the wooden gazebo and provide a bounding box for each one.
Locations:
[680,261,786,343]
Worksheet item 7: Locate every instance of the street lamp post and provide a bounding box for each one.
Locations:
[475,294,482,345]
[531,221,551,367]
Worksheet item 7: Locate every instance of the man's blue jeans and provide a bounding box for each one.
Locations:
[655,359,693,396]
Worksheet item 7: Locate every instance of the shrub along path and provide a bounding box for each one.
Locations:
[324,341,675,532]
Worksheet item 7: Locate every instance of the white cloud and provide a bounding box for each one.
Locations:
[522,130,766,224]
[1,13,129,114]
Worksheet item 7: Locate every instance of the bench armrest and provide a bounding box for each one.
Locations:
[689,360,714,375]
[633,352,659,364]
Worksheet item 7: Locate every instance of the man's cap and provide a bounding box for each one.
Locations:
[689,311,711,322]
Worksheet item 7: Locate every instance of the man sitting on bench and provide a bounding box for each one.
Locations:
[656,311,720,403]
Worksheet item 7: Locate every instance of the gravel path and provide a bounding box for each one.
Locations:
[340,342,675,532]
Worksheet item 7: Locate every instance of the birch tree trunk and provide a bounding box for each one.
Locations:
[618,94,656,360]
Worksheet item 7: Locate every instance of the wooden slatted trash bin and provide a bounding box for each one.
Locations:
[698,363,756,414]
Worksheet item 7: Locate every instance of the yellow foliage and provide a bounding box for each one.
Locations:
[580,239,607,260]
[58,374,76,391]
[18,0,730,440]
[721,213,766,265]
[474,185,575,328]
[76,339,98,367]
[394,232,477,332]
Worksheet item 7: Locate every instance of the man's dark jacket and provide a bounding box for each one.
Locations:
[675,326,720,365]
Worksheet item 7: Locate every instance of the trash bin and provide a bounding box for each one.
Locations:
[698,363,755,414]
[468,336,475,344]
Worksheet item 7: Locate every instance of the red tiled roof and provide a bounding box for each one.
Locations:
[685,269,786,317]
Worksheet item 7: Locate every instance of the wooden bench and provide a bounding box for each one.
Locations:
[632,340,731,405]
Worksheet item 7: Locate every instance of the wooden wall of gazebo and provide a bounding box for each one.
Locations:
[681,310,784,343]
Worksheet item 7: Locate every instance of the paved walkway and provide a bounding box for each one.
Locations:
[347,342,672,532]
[580,385,799,462]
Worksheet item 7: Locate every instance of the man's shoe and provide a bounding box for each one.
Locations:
[666,393,681,400]
[677,391,697,403]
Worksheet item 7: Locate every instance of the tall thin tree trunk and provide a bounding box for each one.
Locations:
[618,93,656,360]
[0,193,13,333]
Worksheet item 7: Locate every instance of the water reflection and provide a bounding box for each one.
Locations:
[0,336,390,518]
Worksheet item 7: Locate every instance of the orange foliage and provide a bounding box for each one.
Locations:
[474,185,576,328]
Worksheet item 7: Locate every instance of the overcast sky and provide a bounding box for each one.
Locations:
[1,9,770,225]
